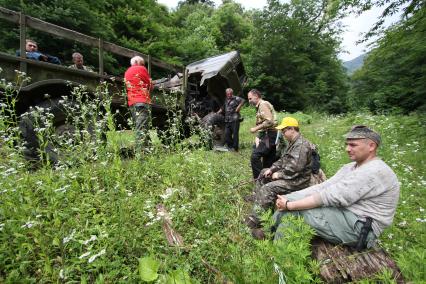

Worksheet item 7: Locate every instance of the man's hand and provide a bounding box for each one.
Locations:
[40,54,49,62]
[276,195,288,211]
[271,172,280,180]
[263,168,273,177]
[250,126,258,133]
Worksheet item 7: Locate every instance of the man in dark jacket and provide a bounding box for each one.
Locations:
[217,88,245,151]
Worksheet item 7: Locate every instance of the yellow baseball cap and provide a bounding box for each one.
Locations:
[276,117,299,130]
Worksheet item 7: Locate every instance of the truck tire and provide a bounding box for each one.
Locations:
[19,97,102,165]
[201,112,225,147]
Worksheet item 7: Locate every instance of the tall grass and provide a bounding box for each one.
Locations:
[1,78,425,282]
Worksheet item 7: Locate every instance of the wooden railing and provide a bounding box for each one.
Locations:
[0,6,183,75]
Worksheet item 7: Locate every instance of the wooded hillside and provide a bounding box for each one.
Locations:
[1,0,424,113]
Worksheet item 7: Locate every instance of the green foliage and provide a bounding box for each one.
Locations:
[349,4,426,114]
[1,0,423,116]
[272,215,319,284]
[139,256,160,282]
[211,1,251,51]
[247,0,349,113]
[2,71,425,283]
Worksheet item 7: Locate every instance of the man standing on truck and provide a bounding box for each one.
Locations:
[247,89,278,179]
[217,88,245,151]
[124,56,153,153]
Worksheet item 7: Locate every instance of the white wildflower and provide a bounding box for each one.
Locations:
[415,218,426,223]
[55,185,70,193]
[160,187,176,200]
[0,223,4,231]
[79,252,91,259]
[387,233,393,239]
[59,269,64,279]
[398,220,407,227]
[420,208,424,212]
[21,221,36,228]
[146,211,154,219]
[3,167,17,176]
[88,249,106,263]
[82,235,97,245]
[63,229,76,244]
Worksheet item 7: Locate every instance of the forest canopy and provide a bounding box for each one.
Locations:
[0,0,424,114]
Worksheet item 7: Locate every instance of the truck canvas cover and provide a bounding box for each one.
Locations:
[186,51,245,97]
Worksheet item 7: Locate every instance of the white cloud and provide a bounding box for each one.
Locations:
[339,6,402,61]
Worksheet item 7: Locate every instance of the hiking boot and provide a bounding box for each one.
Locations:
[244,214,261,229]
[243,193,255,202]
[251,228,266,240]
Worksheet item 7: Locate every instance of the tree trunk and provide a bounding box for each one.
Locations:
[311,238,405,283]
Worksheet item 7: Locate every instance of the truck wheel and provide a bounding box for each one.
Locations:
[201,112,225,147]
[19,98,102,165]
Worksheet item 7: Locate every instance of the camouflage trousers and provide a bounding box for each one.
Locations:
[253,168,326,211]
[254,178,304,211]
[246,169,326,229]
[130,103,151,153]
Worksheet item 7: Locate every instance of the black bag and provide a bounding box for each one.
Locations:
[310,144,321,174]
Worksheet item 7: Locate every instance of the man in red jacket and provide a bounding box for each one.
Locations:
[124,56,153,153]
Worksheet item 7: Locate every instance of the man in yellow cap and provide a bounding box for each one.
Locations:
[246,116,315,238]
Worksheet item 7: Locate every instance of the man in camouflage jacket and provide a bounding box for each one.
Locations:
[246,117,314,236]
[247,89,278,179]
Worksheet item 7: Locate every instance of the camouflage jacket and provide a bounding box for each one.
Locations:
[69,64,94,72]
[269,133,312,190]
[255,99,277,131]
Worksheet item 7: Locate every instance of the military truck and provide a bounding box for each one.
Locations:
[0,7,246,162]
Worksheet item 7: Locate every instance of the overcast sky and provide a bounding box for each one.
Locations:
[157,0,401,62]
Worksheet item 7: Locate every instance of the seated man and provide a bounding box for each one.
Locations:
[16,39,61,65]
[69,52,94,72]
[273,125,400,249]
[246,117,315,235]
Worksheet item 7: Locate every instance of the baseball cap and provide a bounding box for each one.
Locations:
[345,125,381,146]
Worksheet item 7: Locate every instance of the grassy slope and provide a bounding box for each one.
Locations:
[0,109,425,283]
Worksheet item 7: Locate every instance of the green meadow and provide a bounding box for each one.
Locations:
[1,105,425,283]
